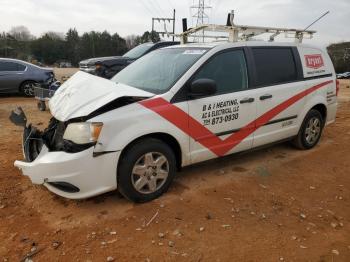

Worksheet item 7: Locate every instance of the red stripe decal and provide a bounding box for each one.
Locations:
[140,80,333,156]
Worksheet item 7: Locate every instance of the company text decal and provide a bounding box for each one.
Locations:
[305,54,324,69]
[140,80,333,157]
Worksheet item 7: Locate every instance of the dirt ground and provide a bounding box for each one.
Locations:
[53,68,79,82]
[0,80,349,262]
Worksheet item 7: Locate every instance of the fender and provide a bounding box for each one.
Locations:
[90,101,191,166]
[297,79,334,127]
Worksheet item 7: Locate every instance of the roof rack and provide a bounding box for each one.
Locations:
[178,24,316,44]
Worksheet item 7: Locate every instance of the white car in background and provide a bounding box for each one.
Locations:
[12,41,338,202]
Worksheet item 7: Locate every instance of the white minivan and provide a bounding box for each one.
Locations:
[13,41,338,202]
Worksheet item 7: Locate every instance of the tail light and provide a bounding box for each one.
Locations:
[336,80,340,96]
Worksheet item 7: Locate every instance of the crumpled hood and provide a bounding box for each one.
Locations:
[49,71,154,121]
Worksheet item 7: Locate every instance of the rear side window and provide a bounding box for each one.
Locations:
[193,49,248,94]
[252,48,297,86]
[0,61,26,71]
[17,63,26,71]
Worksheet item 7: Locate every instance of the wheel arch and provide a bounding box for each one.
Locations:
[298,93,328,128]
[19,79,38,92]
[119,132,183,171]
[310,103,327,125]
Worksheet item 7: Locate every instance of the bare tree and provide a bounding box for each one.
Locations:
[8,26,33,41]
[125,34,139,49]
[44,31,65,40]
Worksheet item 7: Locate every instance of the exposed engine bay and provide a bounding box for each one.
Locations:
[9,95,147,162]
[10,107,71,161]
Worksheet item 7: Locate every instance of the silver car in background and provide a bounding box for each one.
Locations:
[0,58,54,96]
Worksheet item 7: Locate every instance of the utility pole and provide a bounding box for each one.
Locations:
[191,0,211,42]
[151,9,176,41]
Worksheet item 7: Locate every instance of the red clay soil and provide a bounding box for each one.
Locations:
[0,81,349,262]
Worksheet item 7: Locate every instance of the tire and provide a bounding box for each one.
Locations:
[20,81,37,97]
[117,138,176,203]
[292,109,324,150]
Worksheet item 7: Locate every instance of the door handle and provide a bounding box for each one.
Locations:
[260,94,273,100]
[240,97,255,104]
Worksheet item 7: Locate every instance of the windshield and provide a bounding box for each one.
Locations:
[112,48,208,94]
[122,43,154,59]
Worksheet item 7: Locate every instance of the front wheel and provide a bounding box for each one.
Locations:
[117,138,176,203]
[292,109,324,150]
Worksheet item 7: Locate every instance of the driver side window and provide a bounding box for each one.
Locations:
[192,49,248,95]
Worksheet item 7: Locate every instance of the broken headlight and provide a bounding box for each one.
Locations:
[63,122,103,145]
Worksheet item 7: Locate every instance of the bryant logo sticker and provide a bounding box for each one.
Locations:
[305,54,324,69]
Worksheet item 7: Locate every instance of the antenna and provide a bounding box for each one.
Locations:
[226,10,234,26]
[303,11,330,31]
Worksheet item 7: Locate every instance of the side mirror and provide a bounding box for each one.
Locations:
[189,79,217,98]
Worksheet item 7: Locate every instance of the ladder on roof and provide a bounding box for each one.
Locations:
[178,23,316,44]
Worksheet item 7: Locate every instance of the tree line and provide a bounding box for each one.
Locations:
[327,42,350,73]
[0,26,160,66]
[1,26,349,73]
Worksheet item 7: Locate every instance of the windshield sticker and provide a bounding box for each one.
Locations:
[183,49,207,55]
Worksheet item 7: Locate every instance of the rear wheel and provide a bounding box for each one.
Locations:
[292,109,324,149]
[117,138,176,203]
[20,81,37,97]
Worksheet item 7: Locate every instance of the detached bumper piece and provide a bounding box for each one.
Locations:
[9,107,43,161]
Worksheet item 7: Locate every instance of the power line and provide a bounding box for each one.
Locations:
[211,0,223,21]
[148,0,164,17]
[154,0,165,14]
[139,0,157,17]
[166,0,175,10]
[143,0,160,17]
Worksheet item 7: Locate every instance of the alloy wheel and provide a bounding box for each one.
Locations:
[305,117,321,145]
[131,152,169,194]
[23,82,35,96]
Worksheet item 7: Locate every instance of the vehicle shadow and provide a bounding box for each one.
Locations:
[82,141,296,205]
[0,93,27,98]
[24,140,312,228]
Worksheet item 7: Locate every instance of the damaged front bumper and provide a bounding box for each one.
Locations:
[14,146,120,199]
[10,108,120,199]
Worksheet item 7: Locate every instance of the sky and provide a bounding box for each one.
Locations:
[0,0,349,47]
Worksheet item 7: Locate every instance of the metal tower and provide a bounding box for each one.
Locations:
[191,0,211,41]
